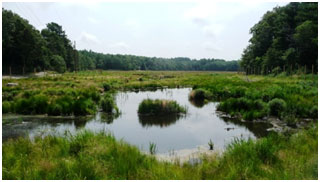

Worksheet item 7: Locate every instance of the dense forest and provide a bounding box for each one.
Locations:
[241,2,318,74]
[78,50,239,71]
[2,8,78,74]
[2,8,239,74]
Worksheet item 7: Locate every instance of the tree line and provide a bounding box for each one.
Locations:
[240,2,318,75]
[78,50,239,71]
[2,8,239,74]
[3,8,78,74]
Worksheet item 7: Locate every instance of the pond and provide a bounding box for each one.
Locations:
[3,88,272,154]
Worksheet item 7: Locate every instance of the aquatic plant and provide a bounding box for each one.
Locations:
[189,88,211,100]
[149,142,157,155]
[138,99,186,115]
[73,98,96,116]
[2,126,317,180]
[100,93,119,114]
[208,139,214,150]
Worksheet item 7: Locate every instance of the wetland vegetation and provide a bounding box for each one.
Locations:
[2,2,318,180]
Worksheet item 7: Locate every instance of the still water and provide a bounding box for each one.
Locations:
[3,88,272,153]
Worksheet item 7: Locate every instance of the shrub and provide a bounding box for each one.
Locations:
[3,101,11,113]
[268,98,287,117]
[138,99,186,115]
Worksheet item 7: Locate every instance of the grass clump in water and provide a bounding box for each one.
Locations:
[138,99,186,115]
[100,93,119,114]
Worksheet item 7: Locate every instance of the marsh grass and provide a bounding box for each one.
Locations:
[138,99,186,115]
[2,125,317,180]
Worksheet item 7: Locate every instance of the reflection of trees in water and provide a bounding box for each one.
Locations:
[100,112,121,124]
[138,114,184,128]
[218,115,272,138]
[188,98,207,108]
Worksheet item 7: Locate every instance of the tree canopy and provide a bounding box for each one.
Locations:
[240,2,318,74]
[2,8,77,74]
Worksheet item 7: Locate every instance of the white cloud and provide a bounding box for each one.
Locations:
[184,2,270,39]
[87,17,99,24]
[203,42,222,52]
[109,42,130,50]
[203,24,224,38]
[79,31,99,44]
[125,19,140,30]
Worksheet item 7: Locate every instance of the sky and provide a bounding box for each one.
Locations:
[2,1,288,61]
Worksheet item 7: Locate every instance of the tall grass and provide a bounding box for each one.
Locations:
[2,125,317,180]
[138,99,186,115]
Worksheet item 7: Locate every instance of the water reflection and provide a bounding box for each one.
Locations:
[218,116,272,138]
[100,112,121,124]
[3,88,272,153]
[138,114,185,128]
[188,98,207,108]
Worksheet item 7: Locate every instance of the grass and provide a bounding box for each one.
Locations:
[2,71,318,179]
[138,99,186,115]
[2,124,317,180]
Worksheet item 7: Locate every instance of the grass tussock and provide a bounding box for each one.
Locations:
[138,99,186,115]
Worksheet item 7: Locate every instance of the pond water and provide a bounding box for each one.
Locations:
[3,88,272,154]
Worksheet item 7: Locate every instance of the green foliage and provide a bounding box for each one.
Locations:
[208,139,214,150]
[73,98,96,116]
[149,142,157,155]
[102,83,111,92]
[2,9,77,74]
[138,99,186,115]
[50,55,66,73]
[241,2,318,74]
[2,101,11,113]
[100,93,119,114]
[189,88,211,100]
[268,98,287,117]
[2,126,318,180]
[217,98,268,121]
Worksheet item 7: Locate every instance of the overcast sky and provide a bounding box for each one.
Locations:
[2,1,288,60]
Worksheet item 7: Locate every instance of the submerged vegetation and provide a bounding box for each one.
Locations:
[138,99,186,115]
[3,125,317,180]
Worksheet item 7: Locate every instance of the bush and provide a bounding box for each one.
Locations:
[138,99,186,115]
[268,98,287,117]
[3,101,11,113]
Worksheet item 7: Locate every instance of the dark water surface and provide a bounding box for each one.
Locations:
[3,88,272,153]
